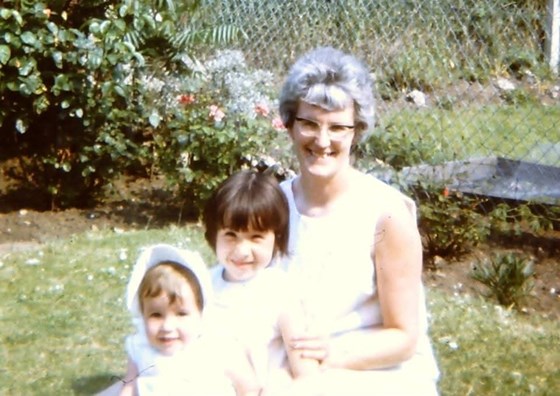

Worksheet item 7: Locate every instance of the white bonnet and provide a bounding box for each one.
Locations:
[126,243,213,319]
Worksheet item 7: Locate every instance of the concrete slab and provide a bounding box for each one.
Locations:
[401,156,560,204]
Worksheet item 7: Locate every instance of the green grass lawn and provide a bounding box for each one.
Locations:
[1,225,559,395]
[383,104,560,167]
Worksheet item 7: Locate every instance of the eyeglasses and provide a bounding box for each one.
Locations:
[294,116,355,141]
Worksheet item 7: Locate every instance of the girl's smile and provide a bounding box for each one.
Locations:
[216,227,276,282]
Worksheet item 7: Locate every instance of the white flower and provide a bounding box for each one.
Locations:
[26,258,40,266]
[49,284,64,293]
[439,336,459,350]
[119,249,128,261]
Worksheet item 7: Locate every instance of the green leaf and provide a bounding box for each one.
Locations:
[0,45,10,64]
[0,9,12,19]
[46,22,58,35]
[12,11,23,25]
[88,51,103,69]
[15,118,28,133]
[113,85,126,98]
[100,21,110,35]
[3,32,17,45]
[119,5,129,18]
[18,58,36,76]
[89,22,100,34]
[149,111,161,128]
[33,95,50,114]
[20,31,36,45]
[53,74,71,95]
[52,51,63,68]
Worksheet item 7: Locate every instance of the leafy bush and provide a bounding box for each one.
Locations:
[489,202,557,238]
[146,50,292,217]
[412,181,491,266]
[0,0,242,208]
[354,124,433,172]
[470,252,534,307]
[0,2,151,207]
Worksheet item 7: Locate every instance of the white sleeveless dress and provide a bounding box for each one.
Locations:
[279,174,440,395]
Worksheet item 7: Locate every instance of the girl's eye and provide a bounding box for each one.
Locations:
[149,312,162,318]
[177,310,190,317]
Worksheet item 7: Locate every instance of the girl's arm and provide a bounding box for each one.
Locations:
[95,357,138,396]
[119,358,139,396]
[291,200,422,370]
[223,341,263,396]
[279,295,321,377]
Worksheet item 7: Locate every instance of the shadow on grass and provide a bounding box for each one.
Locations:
[72,373,122,395]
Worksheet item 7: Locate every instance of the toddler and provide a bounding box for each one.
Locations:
[119,243,260,396]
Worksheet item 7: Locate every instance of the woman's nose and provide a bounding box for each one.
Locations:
[314,127,332,146]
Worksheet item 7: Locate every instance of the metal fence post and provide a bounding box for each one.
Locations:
[546,0,560,74]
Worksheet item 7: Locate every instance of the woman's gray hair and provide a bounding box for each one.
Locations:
[279,46,376,141]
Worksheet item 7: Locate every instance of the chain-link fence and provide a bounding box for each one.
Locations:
[202,0,560,219]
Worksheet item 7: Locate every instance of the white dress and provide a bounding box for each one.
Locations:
[279,174,440,396]
[125,331,236,396]
[206,265,291,383]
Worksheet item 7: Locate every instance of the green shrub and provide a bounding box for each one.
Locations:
[470,252,535,307]
[0,0,242,208]
[489,202,557,238]
[0,2,150,207]
[412,181,491,266]
[354,124,433,172]
[147,50,292,217]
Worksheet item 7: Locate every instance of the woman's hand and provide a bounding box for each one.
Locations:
[289,334,332,368]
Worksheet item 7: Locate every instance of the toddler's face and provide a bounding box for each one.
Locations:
[216,227,276,282]
[142,284,202,355]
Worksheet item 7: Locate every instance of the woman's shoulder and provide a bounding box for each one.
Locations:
[352,171,417,218]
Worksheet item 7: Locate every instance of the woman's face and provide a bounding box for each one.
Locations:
[289,101,355,179]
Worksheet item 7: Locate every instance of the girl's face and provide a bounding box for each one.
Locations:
[216,227,276,282]
[289,101,355,180]
[142,284,203,355]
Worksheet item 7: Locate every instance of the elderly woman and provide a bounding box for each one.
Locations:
[275,46,440,395]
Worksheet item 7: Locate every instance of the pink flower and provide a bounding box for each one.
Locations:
[255,103,270,117]
[442,186,449,197]
[178,94,195,105]
[209,105,225,122]
[271,117,286,131]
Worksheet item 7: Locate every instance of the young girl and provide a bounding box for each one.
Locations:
[202,170,320,393]
[118,243,260,396]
